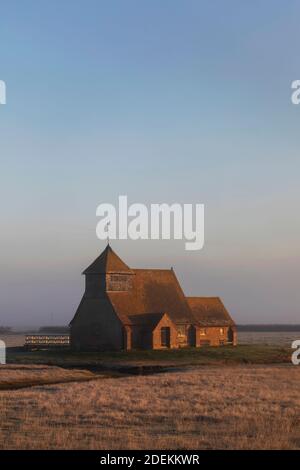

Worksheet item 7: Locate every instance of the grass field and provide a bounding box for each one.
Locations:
[0,365,100,390]
[1,342,298,450]
[0,365,299,450]
[6,344,292,369]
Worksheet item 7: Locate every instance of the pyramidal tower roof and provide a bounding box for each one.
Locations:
[83,245,133,275]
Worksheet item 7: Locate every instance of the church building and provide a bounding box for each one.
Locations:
[70,245,237,351]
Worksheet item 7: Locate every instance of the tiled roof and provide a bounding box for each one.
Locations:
[127,312,166,328]
[70,296,120,326]
[83,245,133,274]
[187,297,235,326]
[108,268,195,325]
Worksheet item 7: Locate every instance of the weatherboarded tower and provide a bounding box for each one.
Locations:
[70,245,134,351]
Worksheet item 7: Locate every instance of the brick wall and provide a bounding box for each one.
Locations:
[152,315,179,349]
[196,326,237,347]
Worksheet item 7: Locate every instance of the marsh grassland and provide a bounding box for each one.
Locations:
[0,365,98,390]
[0,364,299,450]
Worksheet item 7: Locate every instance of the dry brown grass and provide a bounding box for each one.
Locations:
[0,365,299,450]
[0,365,97,390]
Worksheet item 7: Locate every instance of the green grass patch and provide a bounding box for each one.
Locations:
[7,344,291,368]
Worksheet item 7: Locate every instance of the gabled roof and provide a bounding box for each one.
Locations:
[127,312,166,329]
[83,245,133,275]
[187,297,235,326]
[108,268,196,325]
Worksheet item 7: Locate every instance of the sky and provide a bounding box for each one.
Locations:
[0,0,300,327]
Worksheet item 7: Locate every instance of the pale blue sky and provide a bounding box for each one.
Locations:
[0,1,300,326]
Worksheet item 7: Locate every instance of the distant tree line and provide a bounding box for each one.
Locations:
[237,324,300,332]
[0,327,12,334]
[38,326,70,334]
